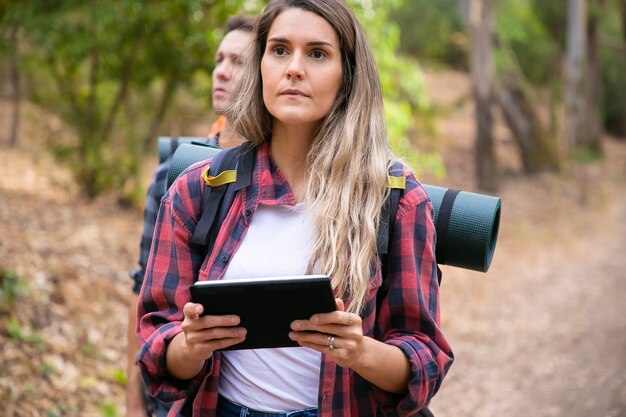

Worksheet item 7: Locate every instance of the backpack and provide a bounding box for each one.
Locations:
[184,142,439,417]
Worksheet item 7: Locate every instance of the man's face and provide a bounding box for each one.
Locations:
[212,29,254,114]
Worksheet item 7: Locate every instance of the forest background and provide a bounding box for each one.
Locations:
[1,1,625,416]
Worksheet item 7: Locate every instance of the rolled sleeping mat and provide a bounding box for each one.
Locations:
[423,185,500,272]
[167,143,501,273]
[158,136,209,163]
[167,142,222,189]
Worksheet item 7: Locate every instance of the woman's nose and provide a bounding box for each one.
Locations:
[284,54,304,80]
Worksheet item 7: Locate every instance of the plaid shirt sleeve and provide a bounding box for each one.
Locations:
[130,161,170,294]
[371,174,454,414]
[136,161,214,402]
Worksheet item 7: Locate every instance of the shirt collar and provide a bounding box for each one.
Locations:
[243,141,298,218]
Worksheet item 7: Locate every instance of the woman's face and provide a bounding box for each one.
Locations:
[261,8,343,129]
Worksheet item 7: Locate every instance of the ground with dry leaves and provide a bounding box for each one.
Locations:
[1,71,625,417]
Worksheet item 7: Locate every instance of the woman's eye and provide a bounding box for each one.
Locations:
[311,50,326,59]
[274,47,287,56]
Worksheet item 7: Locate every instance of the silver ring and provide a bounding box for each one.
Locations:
[346,313,353,326]
[327,336,335,350]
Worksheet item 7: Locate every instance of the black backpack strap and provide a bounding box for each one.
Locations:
[190,142,255,257]
[378,162,444,298]
[190,147,239,247]
[203,143,255,258]
[376,162,405,306]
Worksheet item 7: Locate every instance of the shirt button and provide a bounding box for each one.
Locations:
[221,255,230,263]
[245,209,252,217]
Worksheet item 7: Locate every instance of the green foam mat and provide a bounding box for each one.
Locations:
[424,184,501,272]
[166,143,221,189]
[158,137,205,164]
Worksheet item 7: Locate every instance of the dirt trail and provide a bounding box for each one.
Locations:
[1,72,626,416]
[429,145,626,417]
[422,72,626,417]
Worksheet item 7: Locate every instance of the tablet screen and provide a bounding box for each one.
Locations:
[190,275,336,350]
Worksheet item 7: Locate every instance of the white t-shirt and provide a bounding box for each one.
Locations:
[218,203,321,412]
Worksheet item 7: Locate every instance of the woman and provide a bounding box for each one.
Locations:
[137,1,453,416]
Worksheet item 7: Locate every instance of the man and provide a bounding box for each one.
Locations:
[126,14,256,417]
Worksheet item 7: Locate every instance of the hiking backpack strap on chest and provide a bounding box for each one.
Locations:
[378,161,442,291]
[378,162,405,259]
[190,142,255,258]
[378,170,439,417]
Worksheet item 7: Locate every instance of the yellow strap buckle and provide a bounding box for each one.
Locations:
[201,166,237,187]
[386,175,405,190]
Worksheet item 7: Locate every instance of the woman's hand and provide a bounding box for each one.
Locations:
[288,298,364,368]
[180,302,247,361]
[165,303,247,380]
[289,298,411,393]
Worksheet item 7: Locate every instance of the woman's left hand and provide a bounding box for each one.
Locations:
[289,298,364,368]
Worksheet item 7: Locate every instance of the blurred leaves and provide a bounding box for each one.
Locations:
[5,0,624,198]
[2,0,263,198]
[1,0,442,197]
[0,268,28,312]
[351,0,444,177]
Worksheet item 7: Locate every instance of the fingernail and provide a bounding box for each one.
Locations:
[289,332,298,340]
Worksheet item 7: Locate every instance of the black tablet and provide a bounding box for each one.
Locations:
[189,275,336,350]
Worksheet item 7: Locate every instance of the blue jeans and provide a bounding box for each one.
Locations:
[142,383,170,417]
[217,395,318,417]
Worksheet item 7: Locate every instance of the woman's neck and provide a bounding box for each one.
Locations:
[218,119,245,149]
[270,121,318,202]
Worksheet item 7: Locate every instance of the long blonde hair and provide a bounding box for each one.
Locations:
[228,0,394,314]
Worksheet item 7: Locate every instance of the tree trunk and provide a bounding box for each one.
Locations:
[564,0,588,152]
[467,0,498,191]
[142,76,178,151]
[585,0,604,153]
[8,25,21,148]
[99,25,143,144]
[496,68,560,173]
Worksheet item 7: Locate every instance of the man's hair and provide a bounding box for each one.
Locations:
[226,14,257,33]
[228,0,394,314]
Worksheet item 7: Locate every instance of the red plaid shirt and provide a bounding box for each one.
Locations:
[137,142,453,416]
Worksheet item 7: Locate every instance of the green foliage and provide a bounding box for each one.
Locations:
[99,400,119,417]
[599,1,626,137]
[5,0,441,196]
[79,375,97,389]
[11,0,261,198]
[495,0,558,84]
[6,316,46,351]
[389,0,466,68]
[41,361,58,379]
[351,0,444,178]
[571,147,603,164]
[0,268,28,311]
[80,340,97,358]
[108,368,128,386]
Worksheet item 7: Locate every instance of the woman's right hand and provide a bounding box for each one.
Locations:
[180,302,247,362]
